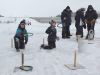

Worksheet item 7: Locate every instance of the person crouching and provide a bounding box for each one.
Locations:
[14,22,28,52]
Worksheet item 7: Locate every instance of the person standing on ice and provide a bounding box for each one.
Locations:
[14,21,28,52]
[85,5,98,39]
[41,20,59,49]
[61,6,72,39]
[75,8,86,38]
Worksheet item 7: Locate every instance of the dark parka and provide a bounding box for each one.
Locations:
[75,8,86,35]
[85,5,98,22]
[14,23,28,49]
[61,7,72,25]
[61,6,72,38]
[85,5,98,39]
[45,26,57,42]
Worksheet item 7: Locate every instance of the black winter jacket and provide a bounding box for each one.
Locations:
[85,10,98,21]
[61,9,72,25]
[75,10,85,28]
[46,26,57,42]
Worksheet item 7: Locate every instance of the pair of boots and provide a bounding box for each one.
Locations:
[62,34,72,39]
[40,43,56,50]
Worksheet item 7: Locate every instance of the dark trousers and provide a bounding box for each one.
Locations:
[48,41,56,48]
[14,36,25,49]
[62,25,70,38]
[86,23,95,39]
[41,41,56,49]
[76,26,83,37]
[87,25,95,32]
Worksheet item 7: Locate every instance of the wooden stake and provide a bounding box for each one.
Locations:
[22,52,24,69]
[64,50,85,70]
[74,50,77,67]
[11,39,13,48]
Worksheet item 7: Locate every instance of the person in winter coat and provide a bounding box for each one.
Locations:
[85,5,98,39]
[75,8,86,38]
[14,22,28,52]
[61,6,72,38]
[41,20,59,49]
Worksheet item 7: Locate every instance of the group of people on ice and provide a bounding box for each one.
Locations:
[61,5,98,39]
[14,5,98,51]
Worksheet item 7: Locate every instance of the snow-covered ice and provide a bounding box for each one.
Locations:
[0,17,100,75]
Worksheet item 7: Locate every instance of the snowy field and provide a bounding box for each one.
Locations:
[0,17,100,75]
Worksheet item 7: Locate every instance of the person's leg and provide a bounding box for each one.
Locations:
[66,25,70,38]
[19,40,25,49]
[62,26,66,38]
[52,41,56,48]
[40,41,52,49]
[80,26,83,38]
[76,26,81,35]
[62,23,67,38]
[67,25,70,35]
[81,28,83,38]
[14,36,20,51]
[89,24,95,39]
[76,27,78,35]
[68,25,72,36]
[41,41,53,49]
[86,24,91,39]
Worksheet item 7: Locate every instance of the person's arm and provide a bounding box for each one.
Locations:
[45,27,51,34]
[94,10,98,19]
[91,10,98,24]
[24,29,28,44]
[84,11,88,20]
[81,13,86,29]
[15,29,22,37]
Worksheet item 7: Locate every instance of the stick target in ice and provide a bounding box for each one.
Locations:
[64,50,85,70]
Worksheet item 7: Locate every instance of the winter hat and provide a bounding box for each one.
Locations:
[88,5,93,10]
[80,8,85,11]
[20,19,26,24]
[49,20,56,24]
[66,6,70,9]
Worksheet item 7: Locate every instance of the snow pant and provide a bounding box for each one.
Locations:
[86,23,95,39]
[87,24,95,32]
[41,41,56,49]
[76,26,83,37]
[14,36,25,49]
[62,25,70,38]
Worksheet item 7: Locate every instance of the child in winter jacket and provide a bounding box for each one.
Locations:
[14,21,28,52]
[41,20,58,49]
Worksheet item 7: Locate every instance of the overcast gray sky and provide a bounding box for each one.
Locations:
[0,0,99,17]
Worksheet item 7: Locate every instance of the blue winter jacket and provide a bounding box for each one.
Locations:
[15,28,28,43]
